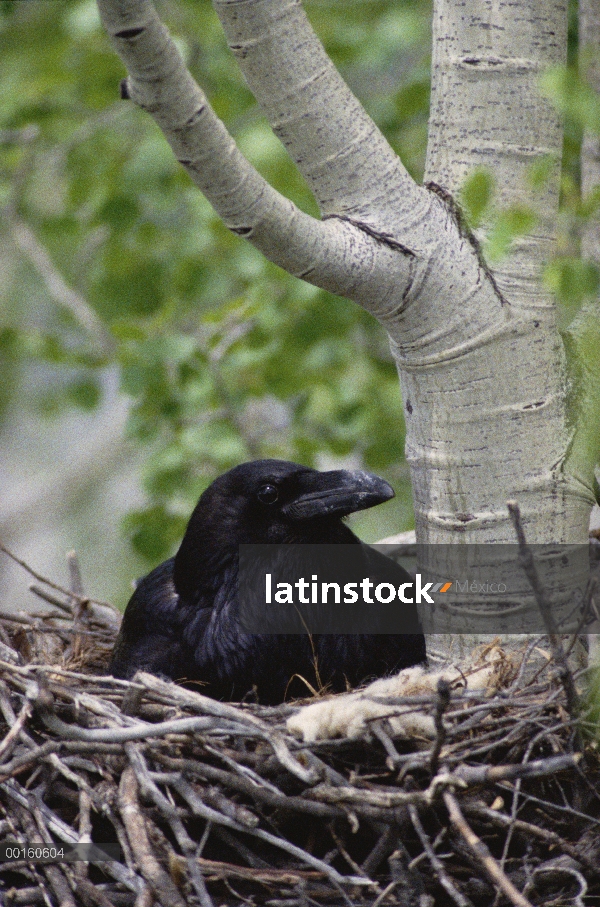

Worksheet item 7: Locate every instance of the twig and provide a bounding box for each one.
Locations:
[118,766,187,907]
[507,501,581,725]
[371,879,401,907]
[499,712,575,875]
[371,720,403,769]
[443,791,534,907]
[429,678,451,776]
[67,551,85,601]
[451,752,581,785]
[361,826,397,877]
[408,804,473,907]
[304,753,579,812]
[0,698,33,761]
[463,801,600,875]
[328,823,373,882]
[174,777,371,892]
[213,826,271,870]
[8,219,110,346]
[38,707,240,742]
[154,752,343,819]
[495,782,600,827]
[0,542,113,609]
[15,802,78,907]
[134,671,318,782]
[125,743,216,907]
[27,586,77,613]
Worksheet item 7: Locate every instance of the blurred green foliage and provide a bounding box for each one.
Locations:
[0,0,431,562]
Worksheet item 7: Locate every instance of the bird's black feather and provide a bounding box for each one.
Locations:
[109,460,426,703]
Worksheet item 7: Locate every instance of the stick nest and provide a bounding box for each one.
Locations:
[0,554,599,907]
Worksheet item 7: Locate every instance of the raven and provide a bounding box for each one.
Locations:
[109,460,426,703]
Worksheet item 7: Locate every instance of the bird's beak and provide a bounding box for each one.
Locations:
[283,469,394,520]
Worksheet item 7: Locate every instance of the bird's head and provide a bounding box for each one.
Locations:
[173,459,394,598]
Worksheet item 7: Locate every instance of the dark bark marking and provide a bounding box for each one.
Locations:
[401,271,415,305]
[115,27,144,39]
[186,107,206,127]
[120,79,130,100]
[323,214,416,257]
[425,181,510,308]
[462,56,503,66]
[229,44,248,59]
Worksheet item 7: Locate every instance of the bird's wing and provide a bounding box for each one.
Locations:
[109,558,196,680]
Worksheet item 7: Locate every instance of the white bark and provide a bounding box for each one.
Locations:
[578,0,600,478]
[95,0,596,551]
[579,0,600,263]
[577,0,600,659]
[212,0,416,222]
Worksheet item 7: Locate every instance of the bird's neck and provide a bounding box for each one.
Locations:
[173,527,230,602]
[172,517,359,603]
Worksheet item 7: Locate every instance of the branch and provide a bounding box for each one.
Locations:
[429,677,451,775]
[0,542,119,620]
[118,766,187,907]
[307,753,581,812]
[409,804,473,907]
[507,500,581,726]
[443,791,534,907]
[213,0,419,219]
[464,801,600,876]
[95,0,413,313]
[9,219,111,349]
[175,776,371,891]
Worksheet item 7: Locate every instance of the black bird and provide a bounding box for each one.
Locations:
[109,460,426,703]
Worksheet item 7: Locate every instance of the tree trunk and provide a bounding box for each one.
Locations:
[420,0,582,545]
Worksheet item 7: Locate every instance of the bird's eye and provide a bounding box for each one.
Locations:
[257,483,279,504]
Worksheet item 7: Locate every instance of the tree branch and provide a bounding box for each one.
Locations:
[443,791,534,907]
[213,0,421,221]
[95,0,413,311]
[9,220,111,349]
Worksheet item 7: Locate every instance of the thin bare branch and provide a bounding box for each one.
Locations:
[443,791,534,907]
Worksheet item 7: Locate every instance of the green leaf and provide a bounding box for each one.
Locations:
[485,206,537,263]
[460,168,495,229]
[125,505,186,562]
[544,258,600,310]
[66,376,101,410]
[540,66,600,134]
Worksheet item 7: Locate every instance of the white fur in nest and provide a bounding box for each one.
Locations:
[286,658,505,744]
